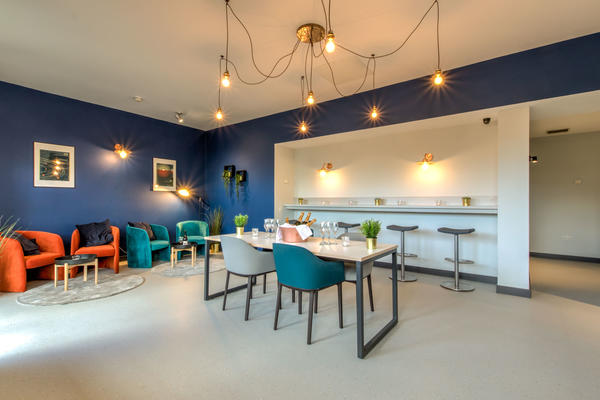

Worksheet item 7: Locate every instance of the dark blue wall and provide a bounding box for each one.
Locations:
[204,33,600,233]
[0,81,206,251]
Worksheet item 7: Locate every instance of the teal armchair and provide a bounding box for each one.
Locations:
[126,224,170,268]
[175,220,208,259]
[273,243,345,344]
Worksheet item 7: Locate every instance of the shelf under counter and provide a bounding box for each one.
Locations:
[284,204,498,215]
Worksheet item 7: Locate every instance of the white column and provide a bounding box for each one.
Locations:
[497,106,530,294]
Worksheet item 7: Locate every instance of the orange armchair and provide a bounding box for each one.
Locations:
[0,231,65,292]
[71,226,120,273]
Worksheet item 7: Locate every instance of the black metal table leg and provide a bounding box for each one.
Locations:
[204,239,248,301]
[356,249,399,359]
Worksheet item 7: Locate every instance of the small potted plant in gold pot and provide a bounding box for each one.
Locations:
[360,219,381,250]
[234,214,248,236]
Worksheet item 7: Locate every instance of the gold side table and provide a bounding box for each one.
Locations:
[54,254,98,291]
[170,243,197,269]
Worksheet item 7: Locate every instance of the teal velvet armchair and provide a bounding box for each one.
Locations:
[175,220,208,259]
[126,224,170,268]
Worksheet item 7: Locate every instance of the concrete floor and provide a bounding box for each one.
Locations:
[531,257,600,306]
[1,261,599,400]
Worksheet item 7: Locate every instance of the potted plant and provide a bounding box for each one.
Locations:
[360,219,381,250]
[234,214,248,236]
[208,207,224,253]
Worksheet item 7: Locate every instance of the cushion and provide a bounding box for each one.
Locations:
[150,240,169,251]
[128,221,156,241]
[25,252,62,269]
[76,219,114,247]
[12,232,40,256]
[74,245,115,258]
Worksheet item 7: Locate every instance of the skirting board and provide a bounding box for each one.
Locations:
[496,285,531,298]
[530,252,600,264]
[373,261,498,284]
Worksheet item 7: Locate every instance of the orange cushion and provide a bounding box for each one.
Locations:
[24,252,62,269]
[74,245,115,258]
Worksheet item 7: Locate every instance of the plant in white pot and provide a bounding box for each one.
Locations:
[360,219,381,250]
[234,214,248,236]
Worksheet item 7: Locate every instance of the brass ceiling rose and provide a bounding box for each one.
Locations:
[296,23,326,43]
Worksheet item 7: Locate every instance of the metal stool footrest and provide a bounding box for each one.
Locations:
[403,253,418,258]
[444,257,474,264]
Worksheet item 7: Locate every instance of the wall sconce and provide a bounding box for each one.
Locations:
[529,155,539,164]
[175,112,185,124]
[114,144,130,159]
[418,153,434,170]
[177,188,191,197]
[318,162,333,177]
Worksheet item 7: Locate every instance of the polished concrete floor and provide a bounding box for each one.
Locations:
[1,261,599,400]
[531,257,600,306]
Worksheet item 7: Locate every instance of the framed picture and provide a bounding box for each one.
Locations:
[34,142,75,188]
[153,158,176,191]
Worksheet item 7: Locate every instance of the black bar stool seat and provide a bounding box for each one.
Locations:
[438,227,475,292]
[338,222,360,230]
[386,224,419,282]
[438,227,475,235]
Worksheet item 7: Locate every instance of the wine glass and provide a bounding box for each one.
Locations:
[264,218,269,237]
[320,221,327,246]
[331,222,339,245]
[268,218,275,238]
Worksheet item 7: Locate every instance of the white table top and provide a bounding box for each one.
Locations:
[204,232,397,262]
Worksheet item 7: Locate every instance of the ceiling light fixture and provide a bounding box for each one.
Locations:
[370,106,378,120]
[529,156,539,164]
[175,112,185,124]
[133,96,143,102]
[299,121,308,134]
[215,0,443,121]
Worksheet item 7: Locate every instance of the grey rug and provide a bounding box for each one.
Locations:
[151,255,225,278]
[17,273,144,306]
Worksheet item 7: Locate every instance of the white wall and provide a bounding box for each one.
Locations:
[497,106,530,290]
[293,123,498,198]
[530,131,600,258]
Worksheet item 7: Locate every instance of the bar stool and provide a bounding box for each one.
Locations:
[438,227,475,292]
[386,225,419,282]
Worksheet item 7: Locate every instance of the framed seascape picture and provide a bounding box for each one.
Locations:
[153,158,176,191]
[33,142,75,188]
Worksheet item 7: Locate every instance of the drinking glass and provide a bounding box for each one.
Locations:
[331,222,339,244]
[320,221,327,246]
[252,228,259,237]
[268,218,275,238]
[342,235,350,247]
[324,221,331,245]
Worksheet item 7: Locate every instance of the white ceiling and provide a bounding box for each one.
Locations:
[1,0,599,131]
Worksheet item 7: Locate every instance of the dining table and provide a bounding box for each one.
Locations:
[203,232,399,359]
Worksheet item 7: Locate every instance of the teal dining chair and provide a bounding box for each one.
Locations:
[272,243,345,345]
[175,220,208,259]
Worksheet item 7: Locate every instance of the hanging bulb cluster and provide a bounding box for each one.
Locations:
[213,0,445,126]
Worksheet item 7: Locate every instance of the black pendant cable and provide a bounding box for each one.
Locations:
[215,0,443,123]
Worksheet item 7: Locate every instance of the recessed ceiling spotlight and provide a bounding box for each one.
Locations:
[133,96,143,102]
[175,112,184,124]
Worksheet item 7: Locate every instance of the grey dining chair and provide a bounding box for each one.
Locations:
[221,236,276,320]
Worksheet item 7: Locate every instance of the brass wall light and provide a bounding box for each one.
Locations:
[418,153,434,170]
[177,188,191,197]
[318,162,333,177]
[114,144,130,159]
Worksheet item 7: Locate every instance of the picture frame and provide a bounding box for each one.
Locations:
[153,158,176,191]
[33,142,75,188]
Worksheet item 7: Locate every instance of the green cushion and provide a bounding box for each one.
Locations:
[150,240,170,251]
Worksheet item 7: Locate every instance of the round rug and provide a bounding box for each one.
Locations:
[17,274,145,306]
[152,255,225,278]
